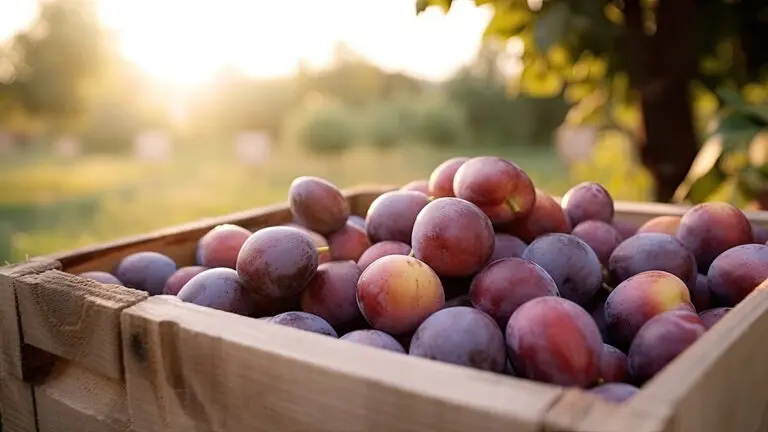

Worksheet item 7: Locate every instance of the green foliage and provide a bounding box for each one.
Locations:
[366,103,406,150]
[5,0,109,126]
[675,89,768,205]
[417,0,768,121]
[413,95,470,148]
[294,105,358,155]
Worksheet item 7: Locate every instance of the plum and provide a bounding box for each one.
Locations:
[236,226,319,299]
[612,219,639,241]
[340,329,405,353]
[599,344,629,383]
[356,255,444,335]
[442,294,473,309]
[365,191,430,244]
[506,296,603,387]
[77,271,124,286]
[489,234,527,263]
[676,202,752,271]
[589,383,639,403]
[177,268,254,315]
[285,224,331,264]
[628,309,706,384]
[586,288,611,343]
[196,224,251,269]
[428,156,469,198]
[401,179,430,195]
[114,251,178,296]
[289,176,350,235]
[605,271,694,350]
[327,222,371,262]
[163,266,208,295]
[498,189,570,243]
[300,261,362,329]
[469,257,559,328]
[412,197,494,278]
[453,156,536,224]
[608,233,697,290]
[347,215,366,230]
[409,306,506,373]
[691,273,712,311]
[637,216,681,236]
[269,311,338,337]
[571,220,624,267]
[521,233,602,306]
[699,307,731,329]
[357,240,411,271]
[560,182,614,226]
[707,244,768,306]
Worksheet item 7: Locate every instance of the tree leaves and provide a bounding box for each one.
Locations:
[416,0,453,14]
[534,2,571,53]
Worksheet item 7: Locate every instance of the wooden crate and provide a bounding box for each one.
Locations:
[2,185,768,432]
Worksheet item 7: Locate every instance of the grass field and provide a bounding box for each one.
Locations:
[0,139,652,263]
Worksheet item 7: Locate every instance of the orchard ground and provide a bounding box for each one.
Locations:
[0,134,654,264]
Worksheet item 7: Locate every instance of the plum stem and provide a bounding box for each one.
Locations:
[317,246,329,254]
[507,199,521,213]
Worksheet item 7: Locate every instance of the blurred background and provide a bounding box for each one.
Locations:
[0,0,767,263]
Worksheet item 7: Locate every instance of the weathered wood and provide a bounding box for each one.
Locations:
[15,270,147,381]
[0,260,61,432]
[121,296,563,432]
[544,389,672,432]
[34,361,130,432]
[631,287,768,432]
[52,185,394,274]
[0,374,38,432]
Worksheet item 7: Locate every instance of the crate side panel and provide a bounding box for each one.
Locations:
[544,390,671,432]
[0,374,37,432]
[34,361,130,432]
[0,261,61,378]
[632,288,768,432]
[122,296,561,432]
[15,270,147,381]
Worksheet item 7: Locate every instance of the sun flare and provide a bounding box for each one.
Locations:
[3,0,493,88]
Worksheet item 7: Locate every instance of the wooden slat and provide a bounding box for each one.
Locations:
[0,260,61,432]
[34,361,130,432]
[630,288,768,432]
[544,389,671,432]
[0,374,38,432]
[121,296,563,432]
[52,185,394,274]
[0,260,62,378]
[15,270,147,381]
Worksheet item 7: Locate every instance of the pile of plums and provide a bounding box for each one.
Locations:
[77,156,768,405]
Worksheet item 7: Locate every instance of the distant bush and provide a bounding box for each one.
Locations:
[414,96,470,148]
[294,104,357,155]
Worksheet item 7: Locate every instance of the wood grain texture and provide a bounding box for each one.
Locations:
[544,390,671,432]
[15,270,147,381]
[0,260,62,378]
[53,185,395,274]
[34,361,130,432]
[0,374,38,432]
[0,260,60,432]
[631,288,768,432]
[121,296,563,432]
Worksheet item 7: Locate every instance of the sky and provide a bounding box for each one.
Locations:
[0,0,494,86]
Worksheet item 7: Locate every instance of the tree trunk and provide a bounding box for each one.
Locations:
[624,0,699,202]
